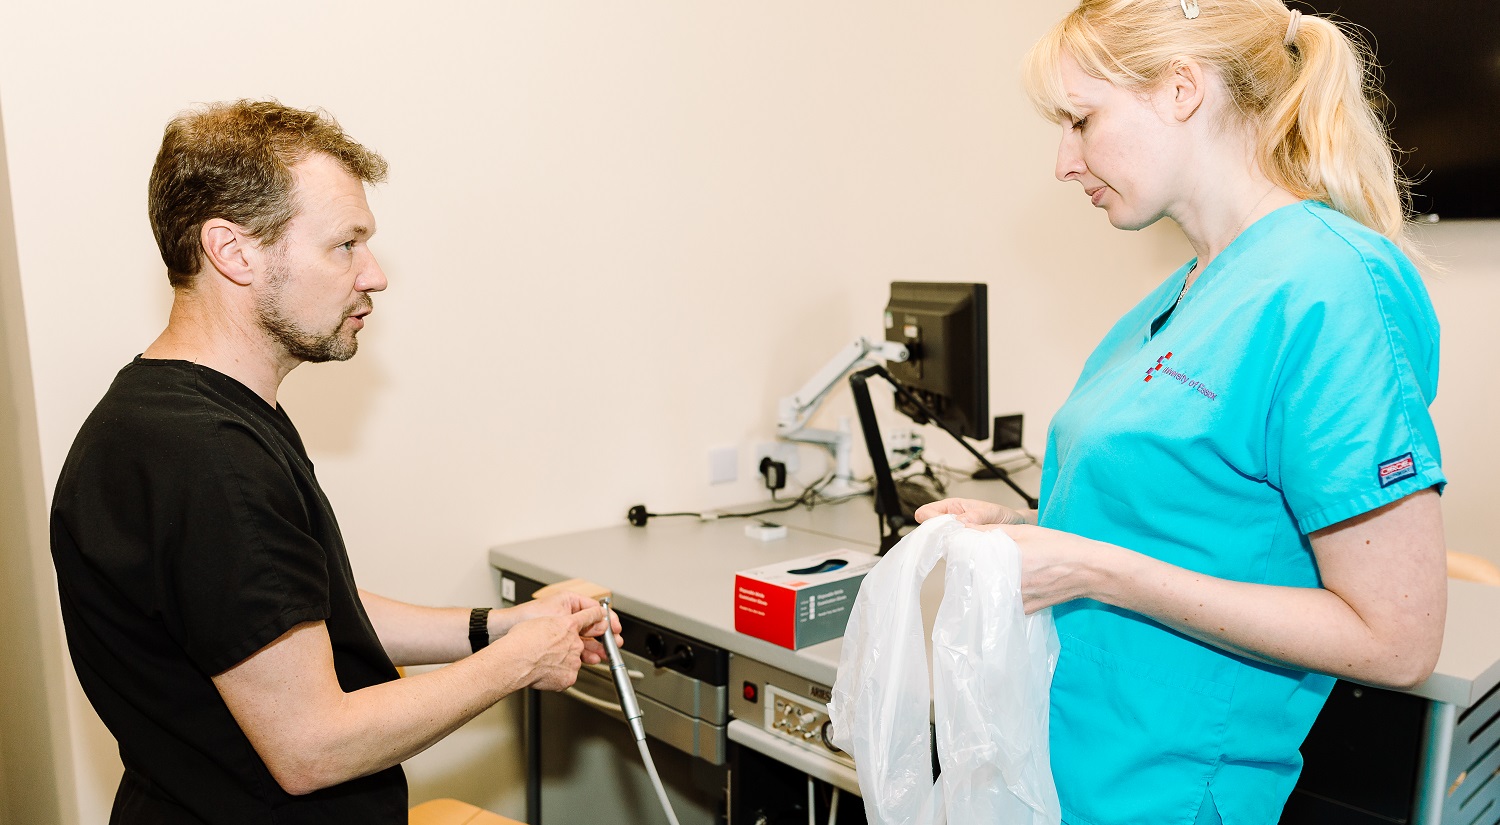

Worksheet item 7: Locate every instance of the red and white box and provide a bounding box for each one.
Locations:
[734,549,881,649]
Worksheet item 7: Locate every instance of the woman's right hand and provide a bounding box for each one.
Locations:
[914,497,1033,526]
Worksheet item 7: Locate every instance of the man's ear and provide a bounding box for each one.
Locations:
[1166,58,1208,123]
[199,219,257,286]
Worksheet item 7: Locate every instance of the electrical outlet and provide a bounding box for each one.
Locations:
[887,429,916,452]
[709,446,738,485]
[752,442,800,476]
[886,429,923,457]
[992,414,1024,452]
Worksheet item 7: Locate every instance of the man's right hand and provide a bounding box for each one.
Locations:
[216,604,608,797]
[914,497,1034,527]
[502,605,607,691]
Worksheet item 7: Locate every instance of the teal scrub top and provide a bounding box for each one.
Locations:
[1038,202,1444,825]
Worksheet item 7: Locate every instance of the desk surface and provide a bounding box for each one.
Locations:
[489,478,1500,708]
[491,514,856,686]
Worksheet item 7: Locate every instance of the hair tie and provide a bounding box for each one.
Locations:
[1181,0,1200,19]
[1284,9,1302,46]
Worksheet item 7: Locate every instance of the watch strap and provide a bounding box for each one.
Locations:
[468,607,492,654]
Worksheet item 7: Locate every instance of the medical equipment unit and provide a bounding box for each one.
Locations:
[501,563,862,824]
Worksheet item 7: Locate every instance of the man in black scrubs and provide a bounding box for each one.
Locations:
[50,100,615,824]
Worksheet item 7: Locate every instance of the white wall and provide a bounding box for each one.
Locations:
[1,2,1494,821]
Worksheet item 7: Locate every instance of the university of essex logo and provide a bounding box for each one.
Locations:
[1144,352,1173,382]
[1143,350,1220,400]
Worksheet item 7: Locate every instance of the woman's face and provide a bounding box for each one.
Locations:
[1053,52,1185,231]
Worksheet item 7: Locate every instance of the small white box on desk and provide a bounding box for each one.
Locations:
[734,549,880,649]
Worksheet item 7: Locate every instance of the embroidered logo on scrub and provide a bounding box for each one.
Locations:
[1378,453,1416,487]
[1144,352,1173,382]
[1143,351,1219,400]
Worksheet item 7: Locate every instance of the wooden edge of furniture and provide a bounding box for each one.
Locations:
[410,797,526,825]
[530,576,612,602]
[1448,550,1500,586]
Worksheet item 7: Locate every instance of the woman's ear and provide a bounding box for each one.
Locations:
[1166,58,1208,123]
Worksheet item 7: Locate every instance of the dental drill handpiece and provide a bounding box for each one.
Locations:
[600,598,646,742]
[600,598,682,825]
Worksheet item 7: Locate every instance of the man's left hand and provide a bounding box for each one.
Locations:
[495,593,621,664]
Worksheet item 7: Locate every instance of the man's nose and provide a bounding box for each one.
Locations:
[357,249,388,293]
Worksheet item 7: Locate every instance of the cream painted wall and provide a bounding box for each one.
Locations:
[0,1,1494,822]
[0,97,76,825]
[1413,222,1500,557]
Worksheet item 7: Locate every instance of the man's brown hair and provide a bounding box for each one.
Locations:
[148,100,388,288]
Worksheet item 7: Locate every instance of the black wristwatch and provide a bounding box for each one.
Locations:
[469,607,492,654]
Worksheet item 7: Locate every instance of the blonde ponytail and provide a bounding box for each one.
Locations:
[1263,14,1406,241]
[1025,0,1417,256]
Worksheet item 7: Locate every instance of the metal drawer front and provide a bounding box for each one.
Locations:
[567,668,728,765]
[609,649,728,725]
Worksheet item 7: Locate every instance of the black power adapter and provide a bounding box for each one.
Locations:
[758,457,787,493]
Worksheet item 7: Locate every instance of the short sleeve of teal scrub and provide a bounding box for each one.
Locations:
[1038,202,1443,825]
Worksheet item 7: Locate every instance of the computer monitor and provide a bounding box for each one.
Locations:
[883,282,989,441]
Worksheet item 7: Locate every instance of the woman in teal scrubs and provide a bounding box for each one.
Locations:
[917,1,1447,823]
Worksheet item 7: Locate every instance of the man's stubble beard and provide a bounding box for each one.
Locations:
[255,253,369,364]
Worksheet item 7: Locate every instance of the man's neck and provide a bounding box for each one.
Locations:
[142,290,296,407]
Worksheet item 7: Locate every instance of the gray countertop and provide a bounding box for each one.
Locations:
[489,476,1500,708]
[489,514,855,686]
[1432,579,1500,706]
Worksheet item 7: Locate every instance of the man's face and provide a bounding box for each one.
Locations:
[255,153,386,364]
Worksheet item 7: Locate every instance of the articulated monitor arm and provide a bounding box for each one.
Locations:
[775,337,909,495]
[855,363,1039,512]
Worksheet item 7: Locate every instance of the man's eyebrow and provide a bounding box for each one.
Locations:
[347,225,372,237]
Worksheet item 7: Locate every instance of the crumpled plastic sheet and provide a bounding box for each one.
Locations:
[829,515,1061,825]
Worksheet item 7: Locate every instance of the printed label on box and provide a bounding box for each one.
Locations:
[734,549,879,649]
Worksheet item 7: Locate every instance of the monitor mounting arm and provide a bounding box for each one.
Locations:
[776,336,909,497]
[850,364,1039,553]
